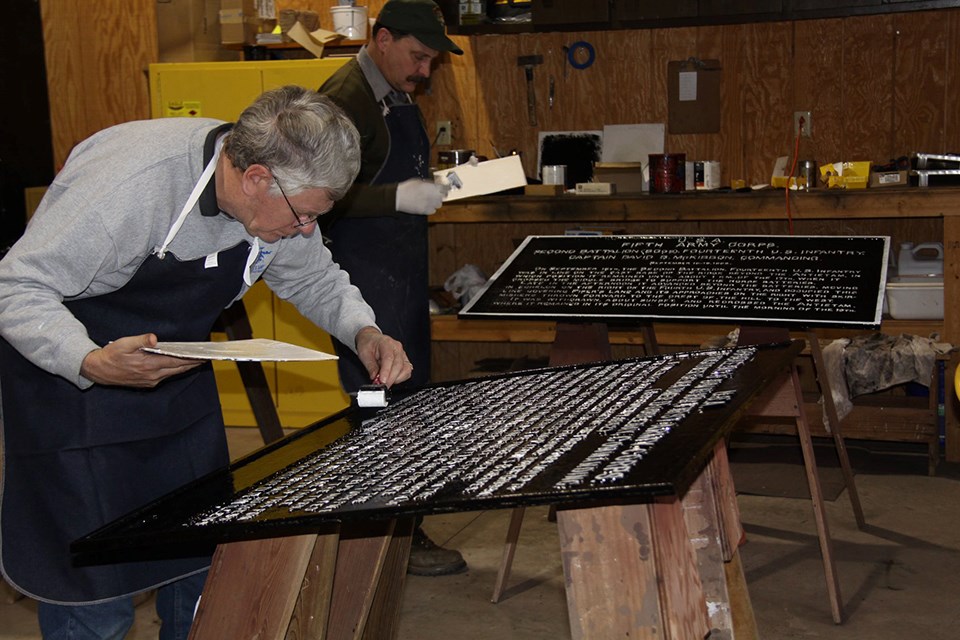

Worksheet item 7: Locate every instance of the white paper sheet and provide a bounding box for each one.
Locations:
[434,155,527,201]
[600,124,665,163]
[142,338,338,362]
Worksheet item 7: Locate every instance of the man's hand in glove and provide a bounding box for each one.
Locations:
[396,178,449,215]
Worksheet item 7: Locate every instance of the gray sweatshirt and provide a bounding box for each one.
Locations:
[0,117,376,389]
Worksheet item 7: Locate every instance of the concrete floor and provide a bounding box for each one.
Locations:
[1,429,957,639]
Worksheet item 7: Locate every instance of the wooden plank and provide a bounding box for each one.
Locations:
[191,535,318,640]
[791,367,844,624]
[284,532,340,640]
[491,507,526,603]
[807,332,866,529]
[650,498,710,640]
[682,466,734,638]
[325,520,396,640]
[362,518,414,640]
[558,501,708,640]
[708,441,742,561]
[725,550,760,640]
[430,316,938,347]
[429,188,960,224]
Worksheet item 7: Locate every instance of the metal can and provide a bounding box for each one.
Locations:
[800,160,817,190]
[649,154,686,193]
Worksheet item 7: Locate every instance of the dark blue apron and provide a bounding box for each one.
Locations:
[328,97,431,392]
[0,213,249,602]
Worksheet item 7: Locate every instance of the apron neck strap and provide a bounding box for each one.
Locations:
[155,136,224,259]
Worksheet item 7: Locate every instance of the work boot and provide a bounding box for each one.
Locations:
[407,527,467,576]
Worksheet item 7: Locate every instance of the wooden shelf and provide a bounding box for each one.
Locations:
[430,315,941,346]
[430,186,960,224]
[222,39,365,60]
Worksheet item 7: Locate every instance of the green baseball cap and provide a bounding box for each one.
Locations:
[377,0,464,55]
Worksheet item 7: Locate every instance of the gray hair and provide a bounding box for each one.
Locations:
[224,85,360,200]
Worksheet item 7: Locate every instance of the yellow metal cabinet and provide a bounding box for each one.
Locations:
[149,58,349,120]
[149,58,351,428]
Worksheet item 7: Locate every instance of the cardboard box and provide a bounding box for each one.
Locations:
[575,182,615,195]
[219,0,264,44]
[820,161,871,189]
[158,0,239,62]
[593,162,644,193]
[870,169,909,188]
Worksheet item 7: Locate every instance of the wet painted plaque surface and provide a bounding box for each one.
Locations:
[74,341,802,560]
[460,235,889,328]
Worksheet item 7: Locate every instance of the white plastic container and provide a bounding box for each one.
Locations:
[331,6,368,39]
[897,241,944,276]
[884,275,944,319]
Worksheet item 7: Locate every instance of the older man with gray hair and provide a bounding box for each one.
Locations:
[0,85,411,639]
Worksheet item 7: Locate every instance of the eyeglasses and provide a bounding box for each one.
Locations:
[274,176,323,228]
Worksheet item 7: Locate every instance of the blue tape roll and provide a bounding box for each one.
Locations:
[567,41,595,70]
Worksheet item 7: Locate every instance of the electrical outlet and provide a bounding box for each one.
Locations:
[794,111,812,137]
[436,120,452,145]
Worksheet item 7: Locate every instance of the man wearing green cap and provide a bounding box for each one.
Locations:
[318,0,467,576]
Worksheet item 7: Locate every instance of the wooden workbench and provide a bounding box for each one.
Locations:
[427,186,960,461]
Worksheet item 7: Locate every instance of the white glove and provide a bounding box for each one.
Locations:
[396,179,445,215]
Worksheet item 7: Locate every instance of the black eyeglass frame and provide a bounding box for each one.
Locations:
[274,176,322,228]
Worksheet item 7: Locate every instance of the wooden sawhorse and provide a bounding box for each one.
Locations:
[493,322,860,628]
[190,518,415,639]
[491,323,759,638]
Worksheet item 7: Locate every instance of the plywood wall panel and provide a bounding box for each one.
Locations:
[86,1,157,133]
[735,21,795,186]
[600,29,655,124]
[41,0,156,169]
[40,0,86,170]
[947,11,960,151]
[842,14,894,161]
[717,24,746,184]
[893,12,948,156]
[793,18,844,166]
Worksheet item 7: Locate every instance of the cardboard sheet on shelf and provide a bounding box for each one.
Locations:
[434,155,527,201]
[142,338,337,362]
[286,22,343,58]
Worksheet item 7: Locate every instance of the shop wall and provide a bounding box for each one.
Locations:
[38,2,960,185]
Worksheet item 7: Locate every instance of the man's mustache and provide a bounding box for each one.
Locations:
[406,75,427,84]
